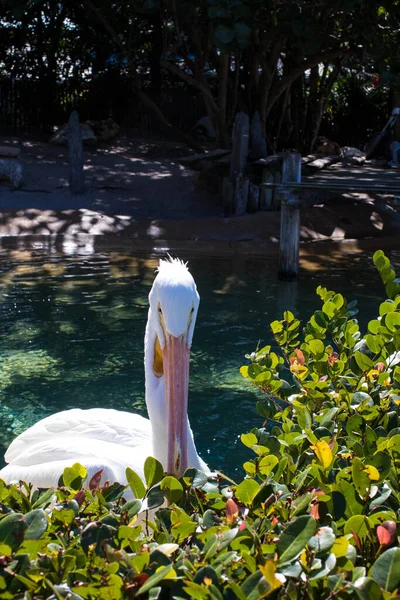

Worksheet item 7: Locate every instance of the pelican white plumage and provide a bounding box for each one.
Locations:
[0,257,208,492]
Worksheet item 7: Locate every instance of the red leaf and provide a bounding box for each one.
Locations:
[225,498,239,523]
[310,503,320,519]
[73,489,86,507]
[351,529,362,551]
[376,362,385,373]
[290,349,305,366]
[377,521,397,547]
[89,469,104,491]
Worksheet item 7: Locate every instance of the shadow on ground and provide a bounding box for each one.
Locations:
[0,134,222,219]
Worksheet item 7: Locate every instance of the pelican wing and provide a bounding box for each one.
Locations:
[1,408,153,491]
[5,408,152,463]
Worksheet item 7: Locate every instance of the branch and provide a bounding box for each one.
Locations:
[160,59,219,115]
[266,48,347,117]
[83,0,125,55]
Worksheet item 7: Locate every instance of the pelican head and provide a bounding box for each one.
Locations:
[147,258,200,477]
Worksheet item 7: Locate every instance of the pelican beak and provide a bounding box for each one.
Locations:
[163,334,190,478]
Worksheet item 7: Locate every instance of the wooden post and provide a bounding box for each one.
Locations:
[272,170,282,210]
[229,112,249,181]
[250,111,267,159]
[68,111,84,195]
[278,152,302,279]
[259,168,273,210]
[223,112,249,216]
[234,176,250,216]
[247,182,260,213]
[222,177,234,216]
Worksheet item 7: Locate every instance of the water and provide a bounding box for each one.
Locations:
[0,245,397,477]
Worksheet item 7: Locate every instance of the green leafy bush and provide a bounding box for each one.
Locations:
[1,250,400,599]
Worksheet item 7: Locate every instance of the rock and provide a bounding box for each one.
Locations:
[341,147,366,165]
[341,146,365,158]
[314,136,341,156]
[50,123,97,145]
[0,159,23,189]
[190,116,216,141]
[86,118,120,141]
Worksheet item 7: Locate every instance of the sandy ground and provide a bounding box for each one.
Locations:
[1,132,400,257]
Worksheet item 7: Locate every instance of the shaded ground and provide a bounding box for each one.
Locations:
[0,133,221,219]
[0,132,400,258]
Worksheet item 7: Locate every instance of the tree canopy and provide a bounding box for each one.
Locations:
[1,0,400,151]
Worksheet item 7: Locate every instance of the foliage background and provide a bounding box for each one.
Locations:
[1,1,400,151]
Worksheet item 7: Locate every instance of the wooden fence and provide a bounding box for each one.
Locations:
[0,77,206,133]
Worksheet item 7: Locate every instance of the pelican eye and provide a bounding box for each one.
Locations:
[190,307,194,314]
[158,306,163,315]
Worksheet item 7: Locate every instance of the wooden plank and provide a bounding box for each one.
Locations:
[0,146,20,158]
[260,181,400,193]
[179,149,231,165]
[253,154,283,167]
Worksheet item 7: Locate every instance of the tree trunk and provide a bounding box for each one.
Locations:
[149,12,162,93]
[83,0,203,153]
[309,61,342,152]
[218,54,229,121]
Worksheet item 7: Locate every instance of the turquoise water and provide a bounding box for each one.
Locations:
[0,246,397,477]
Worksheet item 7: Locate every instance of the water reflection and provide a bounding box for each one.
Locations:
[0,245,398,475]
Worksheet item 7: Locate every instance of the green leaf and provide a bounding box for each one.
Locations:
[81,522,116,556]
[214,25,235,45]
[241,433,257,448]
[353,577,383,600]
[120,499,142,519]
[354,351,375,371]
[352,458,371,499]
[309,339,324,356]
[296,406,312,430]
[379,301,395,316]
[137,565,173,595]
[365,334,384,354]
[62,463,87,490]
[126,467,146,499]
[208,5,229,19]
[277,515,318,564]
[344,515,371,542]
[24,509,48,540]
[0,513,27,551]
[308,527,335,555]
[235,479,260,505]
[144,457,164,489]
[337,480,363,516]
[385,311,400,332]
[160,476,184,503]
[371,547,400,592]
[258,455,279,476]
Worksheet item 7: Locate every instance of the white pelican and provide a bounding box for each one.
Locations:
[0,257,208,492]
